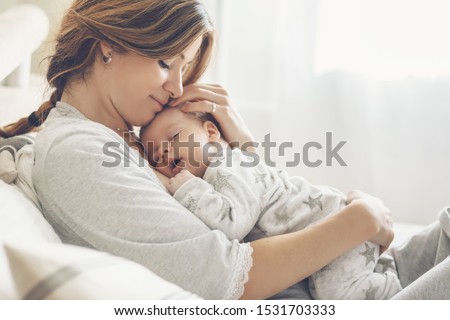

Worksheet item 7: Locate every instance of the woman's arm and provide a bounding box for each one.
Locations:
[241,198,394,299]
[169,84,257,152]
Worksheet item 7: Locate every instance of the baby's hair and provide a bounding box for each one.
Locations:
[139,106,222,140]
[188,111,222,135]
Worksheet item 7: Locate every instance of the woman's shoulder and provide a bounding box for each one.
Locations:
[34,103,128,163]
[33,103,150,181]
[37,104,120,146]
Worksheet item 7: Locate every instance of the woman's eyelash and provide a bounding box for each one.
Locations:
[158,60,170,70]
[171,132,180,140]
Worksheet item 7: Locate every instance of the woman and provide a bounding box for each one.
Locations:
[1,0,448,299]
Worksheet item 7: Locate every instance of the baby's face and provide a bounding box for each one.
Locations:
[140,108,211,178]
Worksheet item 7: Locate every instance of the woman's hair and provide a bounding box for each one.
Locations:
[0,0,214,138]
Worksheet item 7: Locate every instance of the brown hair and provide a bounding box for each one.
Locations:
[0,0,214,138]
[139,106,222,143]
[190,111,222,134]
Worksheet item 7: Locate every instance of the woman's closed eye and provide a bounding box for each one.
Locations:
[158,60,170,70]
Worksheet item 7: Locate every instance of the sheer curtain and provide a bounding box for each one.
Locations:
[203,0,450,225]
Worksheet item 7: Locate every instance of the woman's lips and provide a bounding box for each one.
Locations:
[150,96,164,111]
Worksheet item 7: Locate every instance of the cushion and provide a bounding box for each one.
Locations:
[0,180,58,244]
[0,179,60,299]
[4,242,201,299]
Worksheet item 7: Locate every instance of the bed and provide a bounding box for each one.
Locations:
[0,4,425,300]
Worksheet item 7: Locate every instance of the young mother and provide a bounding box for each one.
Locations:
[1,0,449,299]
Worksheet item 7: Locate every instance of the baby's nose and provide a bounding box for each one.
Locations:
[158,142,171,159]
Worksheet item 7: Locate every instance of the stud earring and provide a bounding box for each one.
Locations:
[103,54,112,64]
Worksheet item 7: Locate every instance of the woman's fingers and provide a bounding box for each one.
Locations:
[170,83,256,151]
[346,189,364,205]
[179,100,220,114]
[169,84,229,106]
[346,189,394,251]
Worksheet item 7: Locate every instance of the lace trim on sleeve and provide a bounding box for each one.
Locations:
[224,242,253,300]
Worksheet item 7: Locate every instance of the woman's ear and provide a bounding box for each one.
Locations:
[203,121,221,142]
[99,42,113,60]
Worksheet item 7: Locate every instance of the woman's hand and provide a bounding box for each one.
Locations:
[169,83,257,151]
[346,190,394,253]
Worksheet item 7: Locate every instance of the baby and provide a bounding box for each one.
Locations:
[140,107,402,300]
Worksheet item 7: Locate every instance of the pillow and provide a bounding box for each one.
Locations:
[4,242,201,299]
[0,180,59,243]
[0,179,60,299]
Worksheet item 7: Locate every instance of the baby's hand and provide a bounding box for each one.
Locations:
[168,170,195,195]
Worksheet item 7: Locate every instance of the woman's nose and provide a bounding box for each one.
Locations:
[165,70,183,99]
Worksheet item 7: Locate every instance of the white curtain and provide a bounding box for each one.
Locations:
[203,0,450,225]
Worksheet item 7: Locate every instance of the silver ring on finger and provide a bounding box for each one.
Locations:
[210,102,217,113]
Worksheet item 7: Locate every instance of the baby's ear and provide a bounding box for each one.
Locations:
[203,121,221,142]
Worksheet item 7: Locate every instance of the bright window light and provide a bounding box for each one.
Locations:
[314,0,450,80]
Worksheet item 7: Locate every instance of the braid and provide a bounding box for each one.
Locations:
[0,88,61,138]
[36,88,61,125]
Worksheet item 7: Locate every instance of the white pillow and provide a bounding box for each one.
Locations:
[0,180,59,243]
[0,179,61,299]
[4,242,201,300]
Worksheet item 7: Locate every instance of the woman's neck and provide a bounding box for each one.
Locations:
[60,75,129,133]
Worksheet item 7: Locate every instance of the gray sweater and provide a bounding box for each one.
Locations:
[32,102,253,299]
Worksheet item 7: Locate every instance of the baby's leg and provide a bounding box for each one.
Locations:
[309,241,402,299]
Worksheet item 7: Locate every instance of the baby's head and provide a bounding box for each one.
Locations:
[140,107,227,178]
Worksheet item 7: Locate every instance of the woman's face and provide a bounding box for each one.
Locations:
[103,36,203,127]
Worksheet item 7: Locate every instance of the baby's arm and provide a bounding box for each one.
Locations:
[171,167,262,241]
